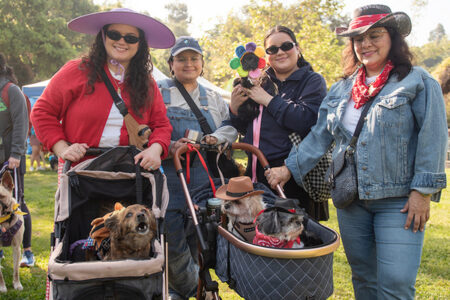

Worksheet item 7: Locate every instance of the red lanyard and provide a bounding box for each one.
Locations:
[186,143,217,197]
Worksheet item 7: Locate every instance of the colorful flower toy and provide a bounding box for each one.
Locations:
[229,42,266,86]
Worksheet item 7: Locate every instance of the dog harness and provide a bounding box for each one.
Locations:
[233,222,256,242]
[253,225,303,249]
[0,219,23,246]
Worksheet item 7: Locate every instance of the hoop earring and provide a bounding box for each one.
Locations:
[200,69,204,77]
[171,70,174,77]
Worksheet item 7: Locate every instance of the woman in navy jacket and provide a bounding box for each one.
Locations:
[230,25,328,220]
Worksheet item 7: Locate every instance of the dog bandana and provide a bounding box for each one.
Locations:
[0,219,23,247]
[0,203,27,223]
[351,60,394,109]
[253,225,302,248]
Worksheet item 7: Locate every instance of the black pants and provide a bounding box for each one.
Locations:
[5,156,32,248]
[247,156,329,221]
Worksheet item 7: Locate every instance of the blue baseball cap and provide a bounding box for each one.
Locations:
[170,36,203,56]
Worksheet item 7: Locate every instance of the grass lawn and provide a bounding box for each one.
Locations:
[0,159,448,299]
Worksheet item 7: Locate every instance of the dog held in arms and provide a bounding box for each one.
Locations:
[0,172,26,292]
[216,176,266,242]
[103,203,157,260]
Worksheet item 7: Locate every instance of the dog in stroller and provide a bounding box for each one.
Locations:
[174,142,340,300]
[47,147,169,300]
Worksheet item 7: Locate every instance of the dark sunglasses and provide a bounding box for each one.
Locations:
[265,41,296,55]
[105,30,140,44]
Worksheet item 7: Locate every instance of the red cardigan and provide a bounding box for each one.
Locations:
[31,59,172,158]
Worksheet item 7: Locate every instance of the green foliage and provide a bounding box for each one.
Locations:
[431,57,450,126]
[151,2,192,77]
[428,23,447,44]
[411,38,450,73]
[0,0,100,85]
[200,0,347,89]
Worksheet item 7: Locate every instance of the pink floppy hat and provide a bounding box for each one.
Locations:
[67,8,175,49]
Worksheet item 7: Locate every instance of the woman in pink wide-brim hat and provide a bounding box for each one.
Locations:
[31,8,175,177]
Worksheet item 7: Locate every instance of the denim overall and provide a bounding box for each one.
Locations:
[158,79,216,298]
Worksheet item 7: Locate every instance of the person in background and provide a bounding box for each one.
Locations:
[229,25,329,221]
[267,5,447,299]
[0,52,35,268]
[28,126,44,171]
[157,36,237,300]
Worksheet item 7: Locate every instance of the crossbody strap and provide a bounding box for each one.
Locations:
[348,97,375,150]
[173,78,213,134]
[100,68,128,116]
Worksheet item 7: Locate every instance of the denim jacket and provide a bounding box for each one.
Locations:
[285,67,447,202]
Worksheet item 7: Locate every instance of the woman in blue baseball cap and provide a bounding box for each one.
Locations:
[157,36,238,299]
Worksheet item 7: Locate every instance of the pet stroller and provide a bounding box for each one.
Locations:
[174,143,340,300]
[47,146,169,300]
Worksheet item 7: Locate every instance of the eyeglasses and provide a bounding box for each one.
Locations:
[353,29,388,45]
[173,56,202,64]
[265,41,296,55]
[105,30,140,44]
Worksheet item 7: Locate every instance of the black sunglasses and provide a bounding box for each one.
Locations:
[265,41,296,55]
[105,30,140,44]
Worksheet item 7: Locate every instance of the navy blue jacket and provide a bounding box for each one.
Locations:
[231,64,327,161]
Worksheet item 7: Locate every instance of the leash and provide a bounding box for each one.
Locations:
[185,143,217,197]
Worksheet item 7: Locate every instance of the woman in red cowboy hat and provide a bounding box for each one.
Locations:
[31,8,174,174]
[267,4,447,299]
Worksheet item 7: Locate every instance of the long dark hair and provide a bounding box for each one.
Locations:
[0,53,18,85]
[342,26,413,80]
[80,24,154,117]
[263,25,311,70]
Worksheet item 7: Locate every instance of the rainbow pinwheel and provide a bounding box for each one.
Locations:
[229,42,266,79]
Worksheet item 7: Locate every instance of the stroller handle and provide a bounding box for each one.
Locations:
[62,147,112,173]
[173,142,285,198]
[173,142,269,171]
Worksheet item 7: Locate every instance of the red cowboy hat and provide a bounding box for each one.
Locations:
[335,4,411,38]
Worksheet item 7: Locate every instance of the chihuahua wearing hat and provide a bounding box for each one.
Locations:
[216,176,266,242]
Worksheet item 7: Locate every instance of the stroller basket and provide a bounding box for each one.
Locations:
[215,222,339,300]
[175,142,340,300]
[48,147,169,300]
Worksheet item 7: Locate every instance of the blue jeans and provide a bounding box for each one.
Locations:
[337,198,425,300]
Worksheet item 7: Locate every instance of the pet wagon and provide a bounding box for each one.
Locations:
[174,142,340,300]
[47,146,169,300]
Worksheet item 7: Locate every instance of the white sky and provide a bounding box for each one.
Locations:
[96,0,450,46]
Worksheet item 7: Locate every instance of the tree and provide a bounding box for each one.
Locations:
[151,1,192,77]
[429,23,447,44]
[0,0,101,85]
[411,38,450,72]
[199,0,346,89]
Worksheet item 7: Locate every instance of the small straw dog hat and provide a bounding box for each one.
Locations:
[216,176,264,201]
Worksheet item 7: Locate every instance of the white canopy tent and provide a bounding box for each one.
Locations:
[23,67,231,101]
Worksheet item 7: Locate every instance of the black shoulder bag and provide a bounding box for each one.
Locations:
[326,97,374,209]
[173,79,239,178]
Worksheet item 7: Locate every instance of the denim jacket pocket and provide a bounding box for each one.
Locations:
[375,96,411,128]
